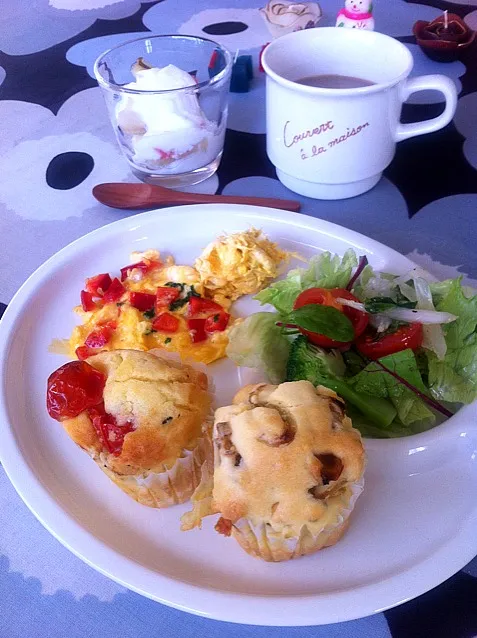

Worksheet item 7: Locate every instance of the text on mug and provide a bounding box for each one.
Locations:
[283,120,334,148]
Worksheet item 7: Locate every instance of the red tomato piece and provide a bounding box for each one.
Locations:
[155,286,180,311]
[120,260,161,281]
[80,290,96,312]
[152,312,179,333]
[356,323,423,360]
[85,273,112,296]
[47,360,106,421]
[188,296,223,317]
[102,277,125,303]
[333,289,368,339]
[293,287,369,348]
[129,291,156,311]
[204,311,230,333]
[187,318,207,343]
[75,345,100,360]
[88,403,135,456]
[84,322,116,348]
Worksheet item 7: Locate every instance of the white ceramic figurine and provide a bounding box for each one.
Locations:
[336,0,374,30]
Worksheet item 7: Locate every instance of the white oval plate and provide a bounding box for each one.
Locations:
[1,205,476,626]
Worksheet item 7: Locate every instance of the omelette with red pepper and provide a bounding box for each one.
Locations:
[69,249,232,365]
[68,230,292,365]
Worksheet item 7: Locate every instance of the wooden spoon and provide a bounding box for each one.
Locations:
[92,182,301,212]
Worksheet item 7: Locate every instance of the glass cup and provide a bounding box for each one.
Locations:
[94,35,232,188]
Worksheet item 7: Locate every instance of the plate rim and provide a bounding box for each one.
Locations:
[1,204,476,626]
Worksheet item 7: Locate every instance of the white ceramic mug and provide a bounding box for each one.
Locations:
[261,27,458,200]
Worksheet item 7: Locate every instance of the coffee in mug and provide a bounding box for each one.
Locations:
[262,28,458,200]
[296,74,375,89]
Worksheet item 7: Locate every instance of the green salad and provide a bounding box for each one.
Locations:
[226,250,477,438]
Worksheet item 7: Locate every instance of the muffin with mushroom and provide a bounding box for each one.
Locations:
[47,349,212,508]
[182,380,365,561]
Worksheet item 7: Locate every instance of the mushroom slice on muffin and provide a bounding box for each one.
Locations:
[182,380,365,561]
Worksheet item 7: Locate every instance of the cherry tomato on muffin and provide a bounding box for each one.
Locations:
[47,360,105,421]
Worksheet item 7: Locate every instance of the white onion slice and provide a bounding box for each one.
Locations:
[335,297,366,312]
[336,296,457,325]
[413,276,448,360]
[394,267,430,286]
[360,275,397,300]
[380,307,457,324]
[397,281,417,302]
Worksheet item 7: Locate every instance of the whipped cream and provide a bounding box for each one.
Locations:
[116,63,223,173]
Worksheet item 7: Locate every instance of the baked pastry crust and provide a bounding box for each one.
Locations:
[210,380,365,560]
[62,349,213,507]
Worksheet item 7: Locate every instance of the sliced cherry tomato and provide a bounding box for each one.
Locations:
[85,273,112,296]
[152,312,179,333]
[187,318,207,343]
[333,289,368,338]
[204,311,230,333]
[356,322,423,360]
[188,296,223,317]
[102,277,125,303]
[293,287,369,348]
[84,321,116,348]
[47,361,105,421]
[80,290,96,312]
[129,291,156,311]
[88,403,135,456]
[155,286,180,311]
[120,260,161,281]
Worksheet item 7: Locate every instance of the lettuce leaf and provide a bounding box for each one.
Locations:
[346,404,434,439]
[255,249,358,314]
[350,349,434,426]
[225,312,290,384]
[427,278,477,404]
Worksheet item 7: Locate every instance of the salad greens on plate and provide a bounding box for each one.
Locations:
[226,250,477,438]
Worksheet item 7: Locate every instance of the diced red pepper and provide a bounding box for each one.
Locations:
[85,273,112,296]
[155,286,180,311]
[129,291,156,311]
[80,290,96,312]
[120,260,161,281]
[88,403,135,456]
[75,345,100,361]
[204,311,230,333]
[102,277,125,303]
[188,296,223,317]
[84,321,117,348]
[187,318,207,343]
[152,313,179,333]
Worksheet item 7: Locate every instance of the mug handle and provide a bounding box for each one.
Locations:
[395,75,458,142]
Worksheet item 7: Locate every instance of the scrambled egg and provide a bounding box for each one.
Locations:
[195,228,291,305]
[68,230,291,366]
[69,251,229,365]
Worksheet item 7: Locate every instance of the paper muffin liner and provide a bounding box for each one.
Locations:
[96,423,213,508]
[229,477,364,562]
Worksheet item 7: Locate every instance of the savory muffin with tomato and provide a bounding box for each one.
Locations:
[182,380,365,561]
[46,349,213,507]
[69,249,232,365]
